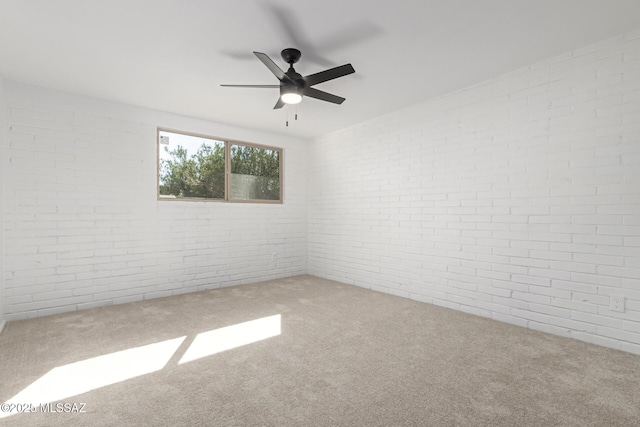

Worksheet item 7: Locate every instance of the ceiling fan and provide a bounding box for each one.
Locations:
[221,48,355,109]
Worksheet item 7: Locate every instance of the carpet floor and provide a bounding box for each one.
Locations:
[0,275,639,426]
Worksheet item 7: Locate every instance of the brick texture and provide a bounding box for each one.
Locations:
[308,30,640,354]
[0,76,5,330]
[3,83,308,320]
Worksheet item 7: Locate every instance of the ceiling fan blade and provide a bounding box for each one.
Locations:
[253,51,293,83]
[220,84,279,88]
[303,87,345,104]
[273,98,285,109]
[265,5,307,52]
[304,64,355,87]
[263,4,335,67]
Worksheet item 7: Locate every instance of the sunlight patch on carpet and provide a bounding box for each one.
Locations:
[0,337,186,418]
[179,314,281,364]
[1,314,283,418]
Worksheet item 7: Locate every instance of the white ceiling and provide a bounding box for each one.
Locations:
[1,0,640,139]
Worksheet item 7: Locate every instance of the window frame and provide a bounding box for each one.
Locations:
[157,127,283,204]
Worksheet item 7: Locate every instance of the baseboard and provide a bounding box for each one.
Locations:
[0,320,6,335]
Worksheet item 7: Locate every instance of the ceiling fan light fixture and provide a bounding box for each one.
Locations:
[281,90,302,105]
[281,82,303,104]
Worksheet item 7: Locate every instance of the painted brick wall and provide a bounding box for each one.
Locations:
[3,82,308,320]
[308,30,640,355]
[0,75,5,331]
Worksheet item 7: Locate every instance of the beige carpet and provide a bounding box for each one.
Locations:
[0,275,639,426]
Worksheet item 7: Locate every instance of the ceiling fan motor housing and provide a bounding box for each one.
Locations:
[284,69,304,86]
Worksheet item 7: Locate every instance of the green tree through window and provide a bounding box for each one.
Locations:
[160,143,225,198]
[230,145,280,200]
[158,130,282,202]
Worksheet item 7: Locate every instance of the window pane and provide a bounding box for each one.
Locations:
[158,131,225,199]
[230,144,281,201]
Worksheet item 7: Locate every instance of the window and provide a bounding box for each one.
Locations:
[157,129,282,203]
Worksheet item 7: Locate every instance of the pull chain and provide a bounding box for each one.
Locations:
[284,105,299,128]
